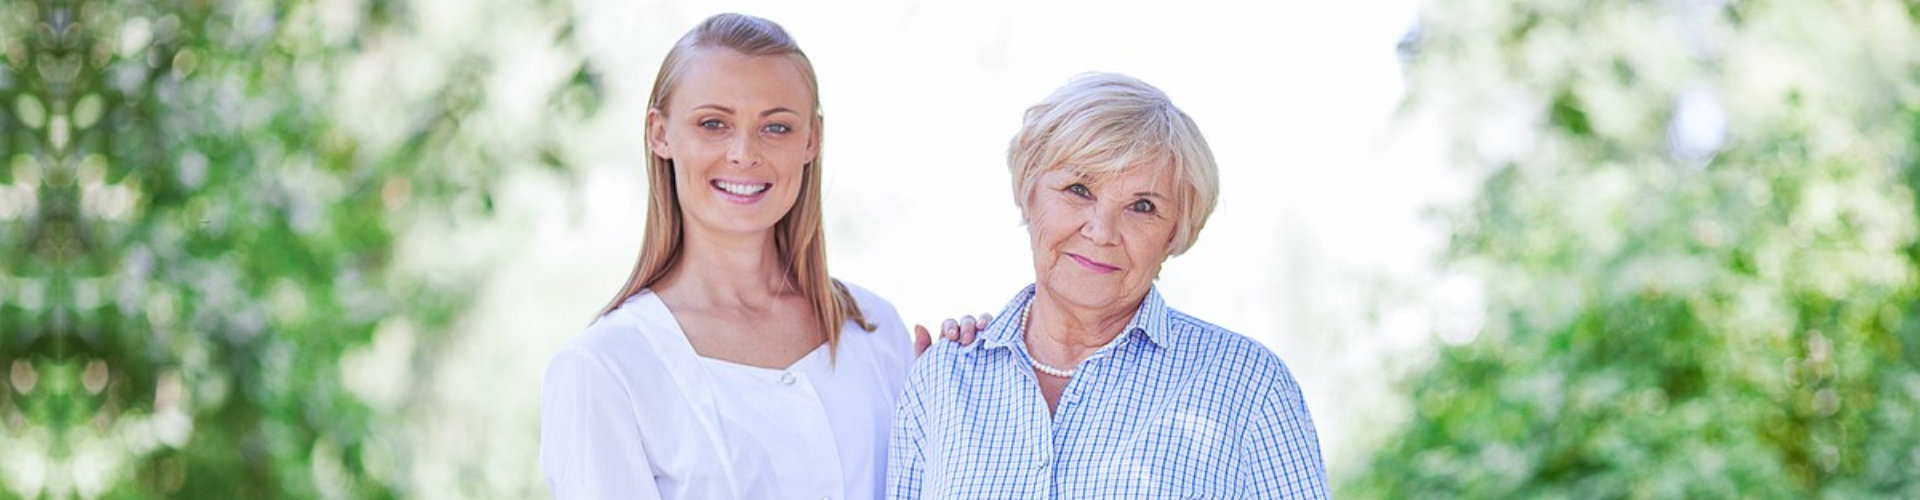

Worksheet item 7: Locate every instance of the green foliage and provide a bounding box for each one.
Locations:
[0,0,594,497]
[1351,0,1920,497]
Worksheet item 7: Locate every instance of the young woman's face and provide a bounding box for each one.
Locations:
[649,48,817,239]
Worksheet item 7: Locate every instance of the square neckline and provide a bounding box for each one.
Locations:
[636,290,830,374]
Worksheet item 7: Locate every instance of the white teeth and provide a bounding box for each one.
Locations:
[713,180,770,196]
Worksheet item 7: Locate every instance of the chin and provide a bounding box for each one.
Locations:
[1045,279,1125,308]
[692,211,782,235]
[727,217,786,234]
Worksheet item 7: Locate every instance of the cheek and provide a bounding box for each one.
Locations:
[1027,203,1077,244]
[671,161,696,186]
[771,144,811,176]
[771,134,813,155]
[773,168,808,201]
[664,129,711,159]
[1128,222,1176,261]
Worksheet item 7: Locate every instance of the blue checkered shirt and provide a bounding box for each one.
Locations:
[888,285,1330,499]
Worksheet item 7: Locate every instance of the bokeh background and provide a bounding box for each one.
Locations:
[3,0,1918,497]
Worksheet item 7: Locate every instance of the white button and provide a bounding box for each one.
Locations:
[780,372,796,385]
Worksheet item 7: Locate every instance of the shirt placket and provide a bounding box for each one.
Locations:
[1047,338,1122,500]
[1009,344,1054,500]
[776,368,845,500]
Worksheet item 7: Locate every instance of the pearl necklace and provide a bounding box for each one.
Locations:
[1021,304,1076,378]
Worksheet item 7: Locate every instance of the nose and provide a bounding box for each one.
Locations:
[1080,204,1121,246]
[727,133,759,168]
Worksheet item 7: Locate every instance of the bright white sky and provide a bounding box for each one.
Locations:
[408,0,1471,494]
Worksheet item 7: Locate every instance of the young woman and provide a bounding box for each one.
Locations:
[540,13,918,499]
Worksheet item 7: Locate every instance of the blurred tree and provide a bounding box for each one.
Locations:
[1352,0,1920,497]
[0,0,596,497]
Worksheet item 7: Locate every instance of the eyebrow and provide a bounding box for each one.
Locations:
[689,104,801,118]
[1067,171,1168,199]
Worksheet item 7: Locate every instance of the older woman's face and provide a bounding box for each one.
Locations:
[1026,164,1180,315]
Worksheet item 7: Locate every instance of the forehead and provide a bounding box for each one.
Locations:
[665,47,814,112]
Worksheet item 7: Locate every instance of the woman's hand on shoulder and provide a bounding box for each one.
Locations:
[911,313,993,357]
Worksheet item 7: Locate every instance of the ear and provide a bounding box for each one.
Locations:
[647,108,672,160]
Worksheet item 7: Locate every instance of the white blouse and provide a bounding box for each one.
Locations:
[540,284,912,500]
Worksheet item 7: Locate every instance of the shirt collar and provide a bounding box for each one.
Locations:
[976,284,1175,352]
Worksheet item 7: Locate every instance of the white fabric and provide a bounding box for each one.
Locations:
[541,283,912,500]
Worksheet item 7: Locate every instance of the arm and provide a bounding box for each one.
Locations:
[887,373,929,500]
[1246,371,1331,499]
[540,348,664,500]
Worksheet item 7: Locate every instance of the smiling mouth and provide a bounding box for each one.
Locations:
[712,180,771,197]
[1067,253,1120,273]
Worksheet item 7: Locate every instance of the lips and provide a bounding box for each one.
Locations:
[1066,253,1120,273]
[711,179,773,204]
[712,179,770,196]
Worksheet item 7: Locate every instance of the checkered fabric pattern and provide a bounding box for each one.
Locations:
[889,285,1330,499]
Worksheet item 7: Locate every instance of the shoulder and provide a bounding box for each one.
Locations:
[907,286,1030,381]
[899,312,992,397]
[1161,313,1327,486]
[836,279,907,340]
[896,335,963,413]
[838,279,901,323]
[1166,309,1305,398]
[833,279,913,374]
[544,295,672,389]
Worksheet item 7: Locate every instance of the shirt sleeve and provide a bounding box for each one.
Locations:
[887,372,928,500]
[540,346,664,500]
[868,296,914,400]
[1246,369,1331,499]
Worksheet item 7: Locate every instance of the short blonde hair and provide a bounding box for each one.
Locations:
[1007,72,1220,256]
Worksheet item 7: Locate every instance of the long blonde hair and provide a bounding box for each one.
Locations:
[600,13,872,350]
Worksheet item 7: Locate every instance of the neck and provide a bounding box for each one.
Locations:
[659,227,790,307]
[1024,288,1138,364]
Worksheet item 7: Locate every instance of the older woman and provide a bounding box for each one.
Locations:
[887,73,1329,498]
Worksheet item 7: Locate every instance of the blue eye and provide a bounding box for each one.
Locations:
[765,123,792,134]
[1129,199,1156,213]
[699,119,726,130]
[1067,183,1092,198]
